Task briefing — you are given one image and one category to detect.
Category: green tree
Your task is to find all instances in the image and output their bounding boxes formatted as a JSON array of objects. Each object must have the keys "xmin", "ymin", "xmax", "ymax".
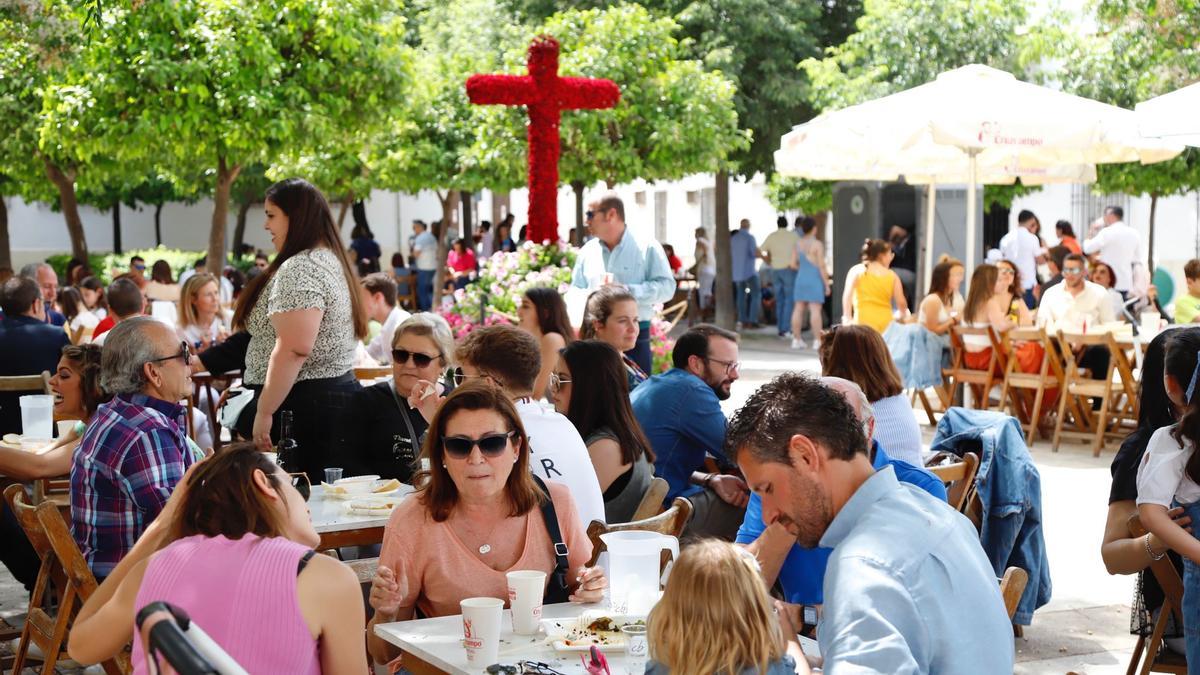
[
  {"xmin": 765, "ymin": 175, "xmax": 833, "ymax": 215},
  {"xmin": 60, "ymin": 0, "xmax": 409, "ymax": 269}
]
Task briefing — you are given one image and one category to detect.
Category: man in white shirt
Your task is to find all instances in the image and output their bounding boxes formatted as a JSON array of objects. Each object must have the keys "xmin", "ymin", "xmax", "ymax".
[
  {"xmin": 1083, "ymin": 205, "xmax": 1143, "ymax": 295},
  {"xmin": 455, "ymin": 325, "xmax": 606, "ymax": 528},
  {"xmin": 1038, "ymin": 253, "xmax": 1116, "ymax": 381},
  {"xmin": 412, "ymin": 220, "xmax": 439, "ymax": 310},
  {"xmin": 361, "ymin": 273, "xmax": 412, "ymax": 364},
  {"xmin": 999, "ymin": 210, "xmax": 1042, "ymax": 308}
]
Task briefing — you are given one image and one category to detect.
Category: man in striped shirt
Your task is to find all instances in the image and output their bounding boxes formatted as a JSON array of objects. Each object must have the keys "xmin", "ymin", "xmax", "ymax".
[{"xmin": 71, "ymin": 317, "xmax": 198, "ymax": 579}]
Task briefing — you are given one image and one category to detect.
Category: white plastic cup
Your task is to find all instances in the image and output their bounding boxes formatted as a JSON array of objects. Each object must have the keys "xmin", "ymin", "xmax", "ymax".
[
  {"xmin": 324, "ymin": 467, "xmax": 344, "ymax": 484},
  {"xmin": 460, "ymin": 597, "xmax": 503, "ymax": 667},
  {"xmin": 19, "ymin": 395, "xmax": 53, "ymax": 441},
  {"xmin": 57, "ymin": 420, "xmax": 78, "ymax": 439},
  {"xmin": 506, "ymin": 570, "xmax": 546, "ymax": 635},
  {"xmin": 622, "ymin": 624, "xmax": 648, "ymax": 675}
]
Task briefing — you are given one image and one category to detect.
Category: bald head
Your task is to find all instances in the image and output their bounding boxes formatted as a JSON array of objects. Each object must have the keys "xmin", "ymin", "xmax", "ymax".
[{"xmin": 820, "ymin": 376, "xmax": 874, "ymax": 441}]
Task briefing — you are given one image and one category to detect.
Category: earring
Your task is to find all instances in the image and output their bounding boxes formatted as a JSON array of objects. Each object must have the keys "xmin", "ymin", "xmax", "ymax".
[{"xmin": 442, "ymin": 464, "xmax": 448, "ymax": 469}]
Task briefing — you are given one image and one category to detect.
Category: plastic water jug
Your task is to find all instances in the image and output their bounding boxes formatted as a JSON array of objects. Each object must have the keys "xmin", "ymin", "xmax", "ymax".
[
  {"xmin": 19, "ymin": 395, "xmax": 53, "ymax": 442},
  {"xmin": 600, "ymin": 531, "xmax": 679, "ymax": 616}
]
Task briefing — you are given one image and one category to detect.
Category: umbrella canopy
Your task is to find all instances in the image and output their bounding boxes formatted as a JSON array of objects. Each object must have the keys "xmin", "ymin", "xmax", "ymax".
[
  {"xmin": 775, "ymin": 64, "xmax": 1183, "ymax": 284},
  {"xmin": 1136, "ymin": 82, "xmax": 1200, "ymax": 147}
]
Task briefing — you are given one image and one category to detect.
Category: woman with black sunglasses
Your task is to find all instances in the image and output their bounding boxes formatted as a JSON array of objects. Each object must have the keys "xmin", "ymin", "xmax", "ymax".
[
  {"xmin": 342, "ymin": 313, "xmax": 456, "ymax": 482},
  {"xmin": 366, "ymin": 381, "xmax": 606, "ymax": 668}
]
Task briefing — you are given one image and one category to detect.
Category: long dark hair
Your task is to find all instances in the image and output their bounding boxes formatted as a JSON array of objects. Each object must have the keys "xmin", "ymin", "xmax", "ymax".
[
  {"xmin": 561, "ymin": 340, "xmax": 654, "ymax": 465},
  {"xmin": 61, "ymin": 343, "xmax": 108, "ymax": 419},
  {"xmin": 168, "ymin": 442, "xmax": 292, "ymax": 543},
  {"xmin": 817, "ymin": 324, "xmax": 903, "ymax": 402},
  {"xmin": 1167, "ymin": 329, "xmax": 1200, "ymax": 483},
  {"xmin": 524, "ymin": 287, "xmax": 575, "ymax": 342},
  {"xmin": 928, "ymin": 256, "xmax": 963, "ymax": 305},
  {"xmin": 58, "ymin": 286, "xmax": 85, "ymax": 322},
  {"xmin": 79, "ymin": 276, "xmax": 108, "ymax": 313},
  {"xmin": 233, "ymin": 178, "xmax": 368, "ymax": 338},
  {"xmin": 965, "ymin": 264, "xmax": 999, "ymax": 324}
]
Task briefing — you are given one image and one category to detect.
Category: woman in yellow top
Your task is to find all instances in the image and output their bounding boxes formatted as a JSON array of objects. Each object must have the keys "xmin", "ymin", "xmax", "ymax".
[{"xmin": 852, "ymin": 239, "xmax": 909, "ymax": 334}]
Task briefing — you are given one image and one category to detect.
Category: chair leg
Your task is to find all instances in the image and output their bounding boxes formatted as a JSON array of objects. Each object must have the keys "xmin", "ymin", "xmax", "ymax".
[
  {"xmin": 1052, "ymin": 385, "xmax": 1070, "ymax": 452},
  {"xmin": 1126, "ymin": 634, "xmax": 1145, "ymax": 675},
  {"xmin": 1027, "ymin": 387, "xmax": 1046, "ymax": 444},
  {"xmin": 917, "ymin": 390, "xmax": 937, "ymax": 426},
  {"xmin": 1093, "ymin": 389, "xmax": 1113, "ymax": 457}
]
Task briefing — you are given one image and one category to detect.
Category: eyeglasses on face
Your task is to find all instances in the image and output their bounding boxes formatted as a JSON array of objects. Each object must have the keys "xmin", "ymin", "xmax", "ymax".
[
  {"xmin": 704, "ymin": 356, "xmax": 740, "ymax": 375},
  {"xmin": 392, "ymin": 349, "xmax": 441, "ymax": 368},
  {"xmin": 997, "ymin": 268, "xmax": 1016, "ymax": 277},
  {"xmin": 1062, "ymin": 268, "xmax": 1086, "ymax": 276},
  {"xmin": 549, "ymin": 372, "xmax": 572, "ymax": 390},
  {"xmin": 442, "ymin": 431, "xmax": 514, "ymax": 459},
  {"xmin": 584, "ymin": 207, "xmax": 611, "ymax": 222},
  {"xmin": 148, "ymin": 341, "xmax": 191, "ymax": 365}
]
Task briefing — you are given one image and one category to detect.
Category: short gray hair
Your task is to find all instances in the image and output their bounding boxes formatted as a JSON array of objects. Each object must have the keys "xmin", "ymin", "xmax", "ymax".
[
  {"xmin": 821, "ymin": 376, "xmax": 874, "ymax": 440},
  {"xmin": 18, "ymin": 262, "xmax": 51, "ymax": 280},
  {"xmin": 393, "ymin": 313, "xmax": 456, "ymax": 366},
  {"xmin": 101, "ymin": 317, "xmax": 167, "ymax": 395}
]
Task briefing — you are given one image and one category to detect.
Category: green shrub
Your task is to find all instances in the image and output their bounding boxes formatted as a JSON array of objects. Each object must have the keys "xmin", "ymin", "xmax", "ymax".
[{"xmin": 45, "ymin": 248, "xmax": 267, "ymax": 285}]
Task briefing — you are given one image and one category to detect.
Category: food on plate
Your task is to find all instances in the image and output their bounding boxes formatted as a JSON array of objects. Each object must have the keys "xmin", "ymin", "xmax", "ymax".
[
  {"xmin": 554, "ymin": 616, "xmax": 644, "ymax": 647},
  {"xmin": 347, "ymin": 496, "xmax": 403, "ymax": 514},
  {"xmin": 2, "ymin": 433, "xmax": 20, "ymax": 445},
  {"xmin": 373, "ymin": 478, "xmax": 401, "ymax": 494}
]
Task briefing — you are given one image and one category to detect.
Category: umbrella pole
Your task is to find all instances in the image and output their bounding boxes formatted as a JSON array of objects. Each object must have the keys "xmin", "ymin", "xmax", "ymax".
[
  {"xmin": 966, "ymin": 150, "xmax": 979, "ymax": 281},
  {"xmin": 923, "ymin": 183, "xmax": 937, "ymax": 296}
]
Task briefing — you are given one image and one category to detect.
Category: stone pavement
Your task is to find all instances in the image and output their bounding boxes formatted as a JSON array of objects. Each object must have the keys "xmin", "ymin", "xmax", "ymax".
[{"xmin": 0, "ymin": 329, "xmax": 1148, "ymax": 673}]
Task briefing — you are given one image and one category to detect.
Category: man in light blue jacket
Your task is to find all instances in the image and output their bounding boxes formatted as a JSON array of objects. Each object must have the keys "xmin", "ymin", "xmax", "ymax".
[
  {"xmin": 571, "ymin": 192, "xmax": 675, "ymax": 373},
  {"xmin": 729, "ymin": 373, "xmax": 1014, "ymax": 674}
]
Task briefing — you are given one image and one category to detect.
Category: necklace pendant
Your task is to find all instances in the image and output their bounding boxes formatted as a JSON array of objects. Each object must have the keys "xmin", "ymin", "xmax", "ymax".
[{"xmin": 478, "ymin": 544, "xmax": 492, "ymax": 555}]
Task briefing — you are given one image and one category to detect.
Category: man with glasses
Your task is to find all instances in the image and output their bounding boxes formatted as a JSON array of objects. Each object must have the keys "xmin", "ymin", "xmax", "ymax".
[
  {"xmin": 631, "ymin": 324, "xmax": 747, "ymax": 540},
  {"xmin": 570, "ymin": 192, "xmax": 675, "ymax": 374},
  {"xmin": 454, "ymin": 325, "xmax": 606, "ymax": 528},
  {"xmin": 1038, "ymin": 253, "xmax": 1117, "ymax": 381},
  {"xmin": 72, "ymin": 317, "xmax": 199, "ymax": 579}
]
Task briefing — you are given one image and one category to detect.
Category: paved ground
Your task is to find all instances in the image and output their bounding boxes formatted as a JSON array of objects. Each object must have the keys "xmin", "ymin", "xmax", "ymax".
[{"xmin": 0, "ymin": 329, "xmax": 1146, "ymax": 673}]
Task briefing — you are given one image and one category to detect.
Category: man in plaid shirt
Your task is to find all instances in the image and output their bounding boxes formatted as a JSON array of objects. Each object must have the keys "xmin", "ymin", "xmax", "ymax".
[{"xmin": 71, "ymin": 317, "xmax": 199, "ymax": 579}]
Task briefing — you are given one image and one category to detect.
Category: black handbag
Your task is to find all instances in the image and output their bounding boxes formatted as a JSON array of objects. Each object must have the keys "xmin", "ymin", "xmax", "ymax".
[{"xmin": 531, "ymin": 475, "xmax": 573, "ymax": 604}]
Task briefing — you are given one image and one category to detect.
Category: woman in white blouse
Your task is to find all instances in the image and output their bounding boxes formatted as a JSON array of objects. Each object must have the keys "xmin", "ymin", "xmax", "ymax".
[
  {"xmin": 231, "ymin": 178, "xmax": 369, "ymax": 480},
  {"xmin": 177, "ymin": 273, "xmax": 228, "ymax": 351}
]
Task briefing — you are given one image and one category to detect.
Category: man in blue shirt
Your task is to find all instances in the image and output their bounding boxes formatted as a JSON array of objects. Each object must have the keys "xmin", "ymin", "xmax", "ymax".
[
  {"xmin": 571, "ymin": 192, "xmax": 675, "ymax": 374},
  {"xmin": 736, "ymin": 376, "xmax": 946, "ymax": 606},
  {"xmin": 729, "ymin": 373, "xmax": 1012, "ymax": 673},
  {"xmin": 0, "ymin": 276, "xmax": 70, "ymax": 434},
  {"xmin": 730, "ymin": 219, "xmax": 760, "ymax": 328},
  {"xmin": 631, "ymin": 324, "xmax": 748, "ymax": 540}
]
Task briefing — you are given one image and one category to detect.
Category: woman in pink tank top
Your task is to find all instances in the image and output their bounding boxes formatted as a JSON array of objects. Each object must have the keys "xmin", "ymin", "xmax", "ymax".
[{"xmin": 68, "ymin": 443, "xmax": 367, "ymax": 674}]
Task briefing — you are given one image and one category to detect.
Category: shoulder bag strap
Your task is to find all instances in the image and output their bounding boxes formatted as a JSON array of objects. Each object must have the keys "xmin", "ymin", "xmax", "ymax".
[{"xmin": 531, "ymin": 474, "xmax": 572, "ymax": 604}]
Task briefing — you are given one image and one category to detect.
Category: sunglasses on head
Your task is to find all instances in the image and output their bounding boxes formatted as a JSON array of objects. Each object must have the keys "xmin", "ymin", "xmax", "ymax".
[
  {"xmin": 392, "ymin": 349, "xmax": 440, "ymax": 368},
  {"xmin": 442, "ymin": 431, "xmax": 514, "ymax": 459}
]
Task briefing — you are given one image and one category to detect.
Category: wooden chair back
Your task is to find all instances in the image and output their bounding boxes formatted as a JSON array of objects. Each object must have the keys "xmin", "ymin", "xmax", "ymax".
[
  {"xmin": 355, "ymin": 366, "xmax": 393, "ymax": 381},
  {"xmin": 1053, "ymin": 331, "xmax": 1137, "ymax": 456},
  {"xmin": 947, "ymin": 325, "xmax": 1003, "ymax": 410},
  {"xmin": 3, "ymin": 484, "xmax": 129, "ymax": 674},
  {"xmin": 999, "ymin": 327, "xmax": 1064, "ymax": 443},
  {"xmin": 0, "ymin": 370, "xmax": 52, "ymax": 394},
  {"xmin": 585, "ymin": 497, "xmax": 693, "ymax": 568},
  {"xmin": 630, "ymin": 477, "xmax": 670, "ymax": 522},
  {"xmin": 998, "ymin": 566, "xmax": 1029, "ymax": 621},
  {"xmin": 399, "ymin": 273, "xmax": 419, "ymax": 311},
  {"xmin": 927, "ymin": 452, "xmax": 979, "ymax": 514},
  {"xmin": 68, "ymin": 322, "xmax": 90, "ymax": 345},
  {"xmin": 1127, "ymin": 514, "xmax": 1187, "ymax": 674}
]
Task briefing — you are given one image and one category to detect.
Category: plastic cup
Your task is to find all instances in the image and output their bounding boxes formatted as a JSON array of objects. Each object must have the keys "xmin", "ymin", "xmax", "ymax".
[
  {"xmin": 57, "ymin": 420, "xmax": 78, "ymax": 439},
  {"xmin": 460, "ymin": 597, "xmax": 504, "ymax": 667},
  {"xmin": 324, "ymin": 467, "xmax": 344, "ymax": 484},
  {"xmin": 506, "ymin": 570, "xmax": 546, "ymax": 635},
  {"xmin": 19, "ymin": 395, "xmax": 53, "ymax": 442},
  {"xmin": 622, "ymin": 624, "xmax": 648, "ymax": 675}
]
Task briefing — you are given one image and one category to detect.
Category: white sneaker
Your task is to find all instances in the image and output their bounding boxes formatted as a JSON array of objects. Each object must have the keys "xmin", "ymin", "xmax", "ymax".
[
  {"xmin": 791, "ymin": 338, "xmax": 803, "ymax": 349},
  {"xmin": 811, "ymin": 339, "xmax": 821, "ymax": 351}
]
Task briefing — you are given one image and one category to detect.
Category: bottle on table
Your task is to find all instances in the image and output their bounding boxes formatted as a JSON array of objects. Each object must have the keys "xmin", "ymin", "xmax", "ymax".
[{"xmin": 276, "ymin": 410, "xmax": 298, "ymax": 473}]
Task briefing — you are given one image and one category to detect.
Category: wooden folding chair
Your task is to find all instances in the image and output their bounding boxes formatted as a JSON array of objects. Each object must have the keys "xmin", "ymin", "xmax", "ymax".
[
  {"xmin": 585, "ymin": 497, "xmax": 692, "ymax": 568},
  {"xmin": 399, "ymin": 273, "xmax": 419, "ymax": 311},
  {"xmin": 1126, "ymin": 514, "xmax": 1188, "ymax": 674},
  {"xmin": 68, "ymin": 322, "xmax": 90, "ymax": 345},
  {"xmin": 630, "ymin": 476, "xmax": 670, "ymax": 522},
  {"xmin": 0, "ymin": 371, "xmax": 52, "ymax": 398},
  {"xmin": 1053, "ymin": 331, "xmax": 1139, "ymax": 456},
  {"xmin": 999, "ymin": 327, "xmax": 1064, "ymax": 444},
  {"xmin": 946, "ymin": 326, "xmax": 1004, "ymax": 410},
  {"xmin": 999, "ymin": 566, "xmax": 1029, "ymax": 621},
  {"xmin": 3, "ymin": 484, "xmax": 129, "ymax": 675},
  {"xmin": 927, "ymin": 452, "xmax": 979, "ymax": 514},
  {"xmin": 354, "ymin": 366, "xmax": 393, "ymax": 381}
]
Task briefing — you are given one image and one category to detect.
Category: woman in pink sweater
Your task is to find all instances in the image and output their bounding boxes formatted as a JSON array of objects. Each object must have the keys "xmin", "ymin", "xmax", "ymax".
[
  {"xmin": 68, "ymin": 443, "xmax": 367, "ymax": 674},
  {"xmin": 366, "ymin": 381, "xmax": 608, "ymax": 668}
]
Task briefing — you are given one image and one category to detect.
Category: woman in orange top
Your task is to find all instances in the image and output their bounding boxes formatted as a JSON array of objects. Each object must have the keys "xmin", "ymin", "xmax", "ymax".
[
  {"xmin": 1055, "ymin": 220, "xmax": 1083, "ymax": 255},
  {"xmin": 851, "ymin": 239, "xmax": 909, "ymax": 334},
  {"xmin": 366, "ymin": 381, "xmax": 607, "ymax": 669}
]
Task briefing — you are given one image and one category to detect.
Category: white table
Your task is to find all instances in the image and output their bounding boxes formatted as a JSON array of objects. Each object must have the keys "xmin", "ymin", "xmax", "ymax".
[
  {"xmin": 374, "ymin": 602, "xmax": 819, "ymax": 675},
  {"xmin": 309, "ymin": 483, "xmax": 413, "ymax": 549}
]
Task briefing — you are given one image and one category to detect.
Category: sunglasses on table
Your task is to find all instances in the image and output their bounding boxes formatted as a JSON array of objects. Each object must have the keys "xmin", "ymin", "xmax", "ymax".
[
  {"xmin": 148, "ymin": 341, "xmax": 191, "ymax": 365},
  {"xmin": 442, "ymin": 431, "xmax": 514, "ymax": 459},
  {"xmin": 392, "ymin": 348, "xmax": 441, "ymax": 368},
  {"xmin": 487, "ymin": 662, "xmax": 565, "ymax": 675}
]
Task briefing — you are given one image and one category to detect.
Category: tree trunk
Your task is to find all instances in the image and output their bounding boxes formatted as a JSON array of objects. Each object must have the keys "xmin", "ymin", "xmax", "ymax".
[
  {"xmin": 43, "ymin": 159, "xmax": 89, "ymax": 262},
  {"xmin": 233, "ymin": 199, "xmax": 253, "ymax": 257},
  {"xmin": 572, "ymin": 180, "xmax": 586, "ymax": 246},
  {"xmin": 462, "ymin": 190, "xmax": 474, "ymax": 245},
  {"xmin": 1148, "ymin": 193, "xmax": 1158, "ymax": 274},
  {"xmin": 491, "ymin": 190, "xmax": 509, "ymax": 224},
  {"xmin": 713, "ymin": 170, "xmax": 735, "ymax": 330},
  {"xmin": 154, "ymin": 203, "xmax": 164, "ymax": 247},
  {"xmin": 209, "ymin": 155, "xmax": 242, "ymax": 272},
  {"xmin": 112, "ymin": 198, "xmax": 123, "ymax": 254},
  {"xmin": 433, "ymin": 190, "xmax": 460, "ymax": 307},
  {"xmin": 0, "ymin": 195, "xmax": 10, "ymax": 271},
  {"xmin": 337, "ymin": 196, "xmax": 352, "ymax": 232}
]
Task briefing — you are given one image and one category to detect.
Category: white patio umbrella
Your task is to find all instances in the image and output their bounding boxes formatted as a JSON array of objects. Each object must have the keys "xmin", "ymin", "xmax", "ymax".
[
  {"xmin": 1136, "ymin": 82, "xmax": 1200, "ymax": 148},
  {"xmin": 776, "ymin": 64, "xmax": 1183, "ymax": 282}
]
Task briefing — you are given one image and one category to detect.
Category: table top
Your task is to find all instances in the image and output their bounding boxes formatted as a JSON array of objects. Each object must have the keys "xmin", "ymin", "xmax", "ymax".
[
  {"xmin": 374, "ymin": 602, "xmax": 819, "ymax": 675},
  {"xmin": 309, "ymin": 483, "xmax": 414, "ymax": 534}
]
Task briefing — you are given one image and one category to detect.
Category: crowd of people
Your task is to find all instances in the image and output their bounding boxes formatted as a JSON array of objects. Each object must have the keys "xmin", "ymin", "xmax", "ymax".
[{"xmin": 0, "ymin": 179, "xmax": 1034, "ymax": 674}]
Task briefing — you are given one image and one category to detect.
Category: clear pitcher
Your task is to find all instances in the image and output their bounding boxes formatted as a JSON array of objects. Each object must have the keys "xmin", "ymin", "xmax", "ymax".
[{"xmin": 600, "ymin": 531, "xmax": 679, "ymax": 616}]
